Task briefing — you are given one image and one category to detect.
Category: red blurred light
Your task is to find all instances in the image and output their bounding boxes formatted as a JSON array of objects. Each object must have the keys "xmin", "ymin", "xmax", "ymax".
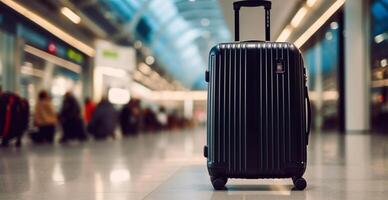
[
  {"xmin": 48, "ymin": 42, "xmax": 57, "ymax": 54},
  {"xmin": 377, "ymin": 95, "xmax": 384, "ymax": 103}
]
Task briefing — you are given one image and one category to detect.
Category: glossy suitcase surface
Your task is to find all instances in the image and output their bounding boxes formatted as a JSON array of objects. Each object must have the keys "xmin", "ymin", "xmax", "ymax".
[{"xmin": 205, "ymin": 0, "xmax": 310, "ymax": 190}]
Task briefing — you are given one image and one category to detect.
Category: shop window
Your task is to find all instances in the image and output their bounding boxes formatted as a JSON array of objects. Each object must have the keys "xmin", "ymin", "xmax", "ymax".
[
  {"xmin": 370, "ymin": 0, "xmax": 388, "ymax": 132},
  {"xmin": 301, "ymin": 13, "xmax": 343, "ymax": 131}
]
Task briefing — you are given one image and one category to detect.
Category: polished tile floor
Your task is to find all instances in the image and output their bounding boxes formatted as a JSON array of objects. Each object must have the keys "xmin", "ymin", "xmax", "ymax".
[{"xmin": 1, "ymin": 128, "xmax": 388, "ymax": 200}]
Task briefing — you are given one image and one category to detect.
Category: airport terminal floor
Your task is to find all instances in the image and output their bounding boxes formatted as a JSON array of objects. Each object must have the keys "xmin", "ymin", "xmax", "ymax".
[{"xmin": 0, "ymin": 128, "xmax": 387, "ymax": 200}]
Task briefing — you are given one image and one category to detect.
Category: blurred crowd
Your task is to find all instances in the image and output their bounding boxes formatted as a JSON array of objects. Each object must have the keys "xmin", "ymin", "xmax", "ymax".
[{"xmin": 0, "ymin": 88, "xmax": 193, "ymax": 147}]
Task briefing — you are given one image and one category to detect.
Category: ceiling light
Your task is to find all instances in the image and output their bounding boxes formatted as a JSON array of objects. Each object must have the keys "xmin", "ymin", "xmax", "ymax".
[
  {"xmin": 374, "ymin": 33, "xmax": 386, "ymax": 44},
  {"xmin": 276, "ymin": 27, "xmax": 292, "ymax": 42},
  {"xmin": 381, "ymin": 59, "xmax": 387, "ymax": 67},
  {"xmin": 306, "ymin": 0, "xmax": 318, "ymax": 7},
  {"xmin": 294, "ymin": 0, "xmax": 345, "ymax": 48},
  {"xmin": 330, "ymin": 21, "xmax": 339, "ymax": 30},
  {"xmin": 189, "ymin": 0, "xmax": 196, "ymax": 2},
  {"xmin": 145, "ymin": 56, "xmax": 155, "ymax": 65},
  {"xmin": 2, "ymin": 0, "xmax": 94, "ymax": 56},
  {"xmin": 291, "ymin": 6, "xmax": 308, "ymax": 28},
  {"xmin": 61, "ymin": 7, "xmax": 81, "ymax": 24},
  {"xmin": 201, "ymin": 18, "xmax": 210, "ymax": 27},
  {"xmin": 108, "ymin": 88, "xmax": 130, "ymax": 105}
]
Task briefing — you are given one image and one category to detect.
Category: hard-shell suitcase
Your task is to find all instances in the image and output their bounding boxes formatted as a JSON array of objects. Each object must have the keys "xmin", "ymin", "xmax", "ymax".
[{"xmin": 204, "ymin": 0, "xmax": 311, "ymax": 190}]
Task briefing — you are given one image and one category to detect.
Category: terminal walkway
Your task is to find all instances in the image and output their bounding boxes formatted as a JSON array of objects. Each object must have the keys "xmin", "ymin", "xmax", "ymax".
[{"xmin": 0, "ymin": 128, "xmax": 388, "ymax": 200}]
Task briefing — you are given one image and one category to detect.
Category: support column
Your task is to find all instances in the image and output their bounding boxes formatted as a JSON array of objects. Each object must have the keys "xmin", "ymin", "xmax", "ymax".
[
  {"xmin": 344, "ymin": 0, "xmax": 370, "ymax": 131},
  {"xmin": 0, "ymin": 32, "xmax": 17, "ymax": 92}
]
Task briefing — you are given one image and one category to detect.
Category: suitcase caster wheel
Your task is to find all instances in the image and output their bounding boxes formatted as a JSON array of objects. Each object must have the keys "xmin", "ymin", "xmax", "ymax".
[
  {"xmin": 292, "ymin": 177, "xmax": 307, "ymax": 190},
  {"xmin": 211, "ymin": 177, "xmax": 227, "ymax": 190}
]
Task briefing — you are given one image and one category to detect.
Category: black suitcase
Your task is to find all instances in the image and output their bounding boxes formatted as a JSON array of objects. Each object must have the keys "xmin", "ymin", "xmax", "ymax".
[{"xmin": 204, "ymin": 0, "xmax": 311, "ymax": 190}]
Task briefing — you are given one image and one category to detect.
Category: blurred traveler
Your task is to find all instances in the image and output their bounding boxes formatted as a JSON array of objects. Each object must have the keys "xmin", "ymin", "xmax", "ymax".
[
  {"xmin": 0, "ymin": 92, "xmax": 29, "ymax": 147},
  {"xmin": 59, "ymin": 92, "xmax": 87, "ymax": 143},
  {"xmin": 84, "ymin": 97, "xmax": 96, "ymax": 124},
  {"xmin": 167, "ymin": 110, "xmax": 180, "ymax": 130},
  {"xmin": 143, "ymin": 108, "xmax": 158, "ymax": 132},
  {"xmin": 119, "ymin": 99, "xmax": 141, "ymax": 136},
  {"xmin": 31, "ymin": 90, "xmax": 57, "ymax": 144},
  {"xmin": 157, "ymin": 106, "xmax": 168, "ymax": 130},
  {"xmin": 88, "ymin": 98, "xmax": 117, "ymax": 140}
]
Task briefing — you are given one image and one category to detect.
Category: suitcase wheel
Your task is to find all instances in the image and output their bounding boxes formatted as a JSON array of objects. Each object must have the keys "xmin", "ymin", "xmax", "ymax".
[
  {"xmin": 211, "ymin": 176, "xmax": 227, "ymax": 190},
  {"xmin": 292, "ymin": 177, "xmax": 307, "ymax": 190}
]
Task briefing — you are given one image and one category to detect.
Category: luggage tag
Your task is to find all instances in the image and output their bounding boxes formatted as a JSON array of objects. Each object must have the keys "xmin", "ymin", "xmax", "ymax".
[{"xmin": 276, "ymin": 60, "xmax": 285, "ymax": 74}]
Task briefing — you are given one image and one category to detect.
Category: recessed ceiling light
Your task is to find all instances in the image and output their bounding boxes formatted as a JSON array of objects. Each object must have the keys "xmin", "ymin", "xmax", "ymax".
[
  {"xmin": 146, "ymin": 56, "xmax": 155, "ymax": 65},
  {"xmin": 276, "ymin": 26, "xmax": 292, "ymax": 42},
  {"xmin": 381, "ymin": 59, "xmax": 387, "ymax": 67},
  {"xmin": 61, "ymin": 7, "xmax": 81, "ymax": 24},
  {"xmin": 330, "ymin": 21, "xmax": 339, "ymax": 30},
  {"xmin": 374, "ymin": 33, "xmax": 386, "ymax": 44},
  {"xmin": 291, "ymin": 6, "xmax": 308, "ymax": 28},
  {"xmin": 306, "ymin": 0, "xmax": 318, "ymax": 8}
]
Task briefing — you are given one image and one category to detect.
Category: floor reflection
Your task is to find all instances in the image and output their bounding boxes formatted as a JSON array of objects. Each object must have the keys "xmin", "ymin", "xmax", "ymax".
[{"xmin": 0, "ymin": 129, "xmax": 388, "ymax": 200}]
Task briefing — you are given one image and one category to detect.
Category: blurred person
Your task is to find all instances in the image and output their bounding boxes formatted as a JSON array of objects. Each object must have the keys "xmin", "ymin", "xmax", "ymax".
[
  {"xmin": 157, "ymin": 106, "xmax": 168, "ymax": 130},
  {"xmin": 31, "ymin": 90, "xmax": 57, "ymax": 144},
  {"xmin": 167, "ymin": 110, "xmax": 180, "ymax": 130},
  {"xmin": 84, "ymin": 97, "xmax": 96, "ymax": 124},
  {"xmin": 59, "ymin": 92, "xmax": 87, "ymax": 143},
  {"xmin": 88, "ymin": 97, "xmax": 117, "ymax": 140},
  {"xmin": 143, "ymin": 108, "xmax": 158, "ymax": 132},
  {"xmin": 119, "ymin": 99, "xmax": 141, "ymax": 136},
  {"xmin": 0, "ymin": 92, "xmax": 29, "ymax": 147}
]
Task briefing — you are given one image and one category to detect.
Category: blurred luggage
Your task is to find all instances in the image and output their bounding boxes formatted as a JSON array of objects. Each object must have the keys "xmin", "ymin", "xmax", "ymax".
[
  {"xmin": 59, "ymin": 92, "xmax": 87, "ymax": 143},
  {"xmin": 0, "ymin": 92, "xmax": 29, "ymax": 147},
  {"xmin": 88, "ymin": 99, "xmax": 117, "ymax": 140},
  {"xmin": 204, "ymin": 0, "xmax": 311, "ymax": 190},
  {"xmin": 29, "ymin": 126, "xmax": 55, "ymax": 144},
  {"xmin": 119, "ymin": 101, "xmax": 141, "ymax": 136}
]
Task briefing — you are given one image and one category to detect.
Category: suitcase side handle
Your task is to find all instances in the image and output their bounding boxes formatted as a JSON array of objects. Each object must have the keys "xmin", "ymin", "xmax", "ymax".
[
  {"xmin": 305, "ymin": 86, "xmax": 311, "ymax": 145},
  {"xmin": 233, "ymin": 0, "xmax": 271, "ymax": 42}
]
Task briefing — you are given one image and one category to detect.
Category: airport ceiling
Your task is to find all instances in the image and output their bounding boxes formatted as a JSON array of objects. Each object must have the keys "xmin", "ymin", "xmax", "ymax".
[{"xmin": 17, "ymin": 0, "xmax": 300, "ymax": 89}]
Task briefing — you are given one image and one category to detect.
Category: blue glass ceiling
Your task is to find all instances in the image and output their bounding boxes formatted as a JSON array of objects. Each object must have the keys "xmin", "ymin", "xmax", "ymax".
[{"xmin": 98, "ymin": 0, "xmax": 231, "ymax": 89}]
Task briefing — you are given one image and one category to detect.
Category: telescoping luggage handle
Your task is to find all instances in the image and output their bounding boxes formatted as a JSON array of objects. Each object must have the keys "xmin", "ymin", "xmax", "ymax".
[{"xmin": 233, "ymin": 0, "xmax": 271, "ymax": 41}]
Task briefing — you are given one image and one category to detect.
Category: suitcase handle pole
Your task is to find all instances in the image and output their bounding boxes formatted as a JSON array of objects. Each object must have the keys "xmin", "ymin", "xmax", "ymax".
[{"xmin": 233, "ymin": 0, "xmax": 271, "ymax": 41}]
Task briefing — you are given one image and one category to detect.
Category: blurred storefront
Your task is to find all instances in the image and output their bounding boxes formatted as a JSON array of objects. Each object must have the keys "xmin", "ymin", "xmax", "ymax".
[
  {"xmin": 0, "ymin": 3, "xmax": 92, "ymax": 110},
  {"xmin": 93, "ymin": 40, "xmax": 136, "ymax": 104},
  {"xmin": 301, "ymin": 12, "xmax": 344, "ymax": 132},
  {"xmin": 370, "ymin": 0, "xmax": 388, "ymax": 132}
]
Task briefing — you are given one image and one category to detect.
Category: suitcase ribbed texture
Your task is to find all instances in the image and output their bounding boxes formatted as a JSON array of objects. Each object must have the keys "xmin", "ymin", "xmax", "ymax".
[{"xmin": 207, "ymin": 42, "xmax": 306, "ymax": 177}]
